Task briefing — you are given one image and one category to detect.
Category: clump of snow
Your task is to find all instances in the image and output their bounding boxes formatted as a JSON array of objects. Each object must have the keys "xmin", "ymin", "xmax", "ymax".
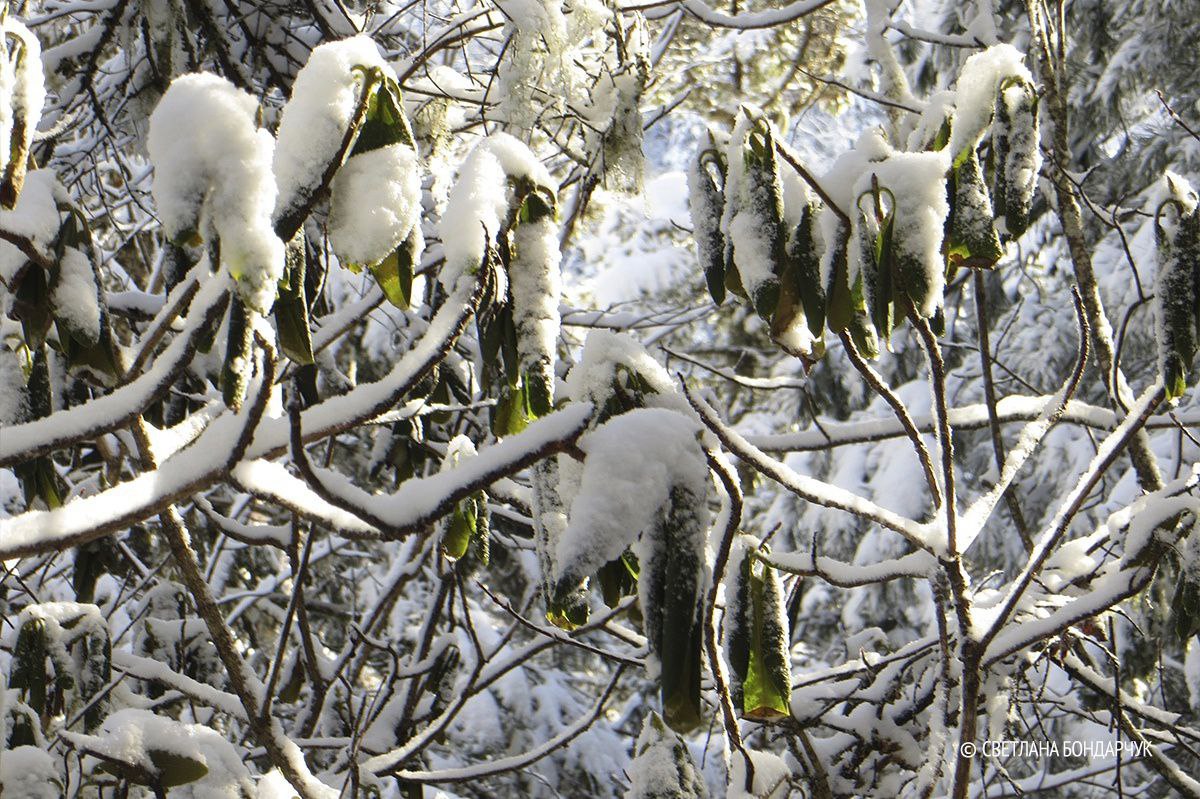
[
  {"xmin": 52, "ymin": 247, "xmax": 101, "ymax": 344},
  {"xmin": 554, "ymin": 408, "xmax": 707, "ymax": 586},
  {"xmin": 438, "ymin": 133, "xmax": 553, "ymax": 289},
  {"xmin": 256, "ymin": 769, "xmax": 301, "ymax": 798},
  {"xmin": 564, "ymin": 330, "xmax": 690, "ymax": 416},
  {"xmin": 510, "ymin": 211, "xmax": 562, "ymax": 380},
  {"xmin": 495, "ymin": 0, "xmax": 569, "ymax": 131},
  {"xmin": 726, "ymin": 748, "xmax": 791, "ymax": 798},
  {"xmin": 64, "ymin": 708, "xmax": 255, "ymax": 798},
  {"xmin": 625, "ymin": 713, "xmax": 708, "ymax": 798},
  {"xmin": 0, "ymin": 746, "xmax": 61, "ymax": 799},
  {"xmin": 328, "ymin": 143, "xmax": 422, "ymax": 266},
  {"xmin": 148, "ymin": 73, "xmax": 283, "ymax": 313},
  {"xmin": 947, "ymin": 44, "xmax": 1033, "ymax": 157},
  {"xmin": 0, "ymin": 346, "xmax": 27, "ymax": 424},
  {"xmin": 0, "ymin": 169, "xmax": 65, "ymax": 244},
  {"xmin": 272, "ymin": 36, "xmax": 394, "ymax": 215},
  {"xmin": 815, "ymin": 130, "xmax": 892, "ymax": 289}
]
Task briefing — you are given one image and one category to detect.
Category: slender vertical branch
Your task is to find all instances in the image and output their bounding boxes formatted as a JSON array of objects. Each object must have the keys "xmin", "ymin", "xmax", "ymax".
[
  {"xmin": 972, "ymin": 271, "xmax": 1032, "ymax": 550},
  {"xmin": 840, "ymin": 330, "xmax": 943, "ymax": 509}
]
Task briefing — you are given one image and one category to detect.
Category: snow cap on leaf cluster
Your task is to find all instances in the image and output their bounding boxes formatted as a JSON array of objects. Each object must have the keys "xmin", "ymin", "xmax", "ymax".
[
  {"xmin": 946, "ymin": 44, "xmax": 1034, "ymax": 157},
  {"xmin": 272, "ymin": 35, "xmax": 396, "ymax": 215},
  {"xmin": 439, "ymin": 132, "xmax": 553, "ymax": 290},
  {"xmin": 148, "ymin": 73, "xmax": 283, "ymax": 314},
  {"xmin": 554, "ymin": 407, "xmax": 708, "ymax": 588}
]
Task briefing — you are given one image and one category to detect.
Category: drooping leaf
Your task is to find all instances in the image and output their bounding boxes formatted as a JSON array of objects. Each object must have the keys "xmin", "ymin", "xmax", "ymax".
[
  {"xmin": 352, "ymin": 75, "xmax": 416, "ymax": 156},
  {"xmin": 691, "ymin": 146, "xmax": 727, "ymax": 306},
  {"xmin": 274, "ymin": 235, "xmax": 315, "ymax": 365},
  {"xmin": 597, "ymin": 550, "xmax": 639, "ymax": 609},
  {"xmin": 371, "ymin": 228, "xmax": 420, "ymax": 310},
  {"xmin": 625, "ymin": 712, "xmax": 709, "ymax": 799},
  {"xmin": 221, "ymin": 295, "xmax": 252, "ymax": 410},
  {"xmin": 788, "ymin": 201, "xmax": 826, "ymax": 337},
  {"xmin": 656, "ymin": 487, "xmax": 706, "ymax": 733},
  {"xmin": 10, "ymin": 618, "xmax": 48, "ymax": 716},
  {"xmin": 1155, "ymin": 194, "xmax": 1200, "ymax": 400},
  {"xmin": 1173, "ymin": 570, "xmax": 1200, "ymax": 643},
  {"xmin": 147, "ymin": 748, "xmax": 209, "ymax": 787},
  {"xmin": 946, "ymin": 147, "xmax": 1003, "ymax": 269}
]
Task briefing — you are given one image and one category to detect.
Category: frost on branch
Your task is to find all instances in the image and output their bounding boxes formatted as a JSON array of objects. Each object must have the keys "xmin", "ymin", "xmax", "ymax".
[
  {"xmin": 589, "ymin": 14, "xmax": 649, "ymax": 193},
  {"xmin": 148, "ymin": 73, "xmax": 282, "ymax": 314}
]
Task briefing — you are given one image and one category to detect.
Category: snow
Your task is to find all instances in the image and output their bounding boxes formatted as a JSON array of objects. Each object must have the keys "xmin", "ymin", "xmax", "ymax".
[
  {"xmin": 272, "ymin": 36, "xmax": 394, "ymax": 216},
  {"xmin": 554, "ymin": 408, "xmax": 708, "ymax": 585},
  {"xmin": 295, "ymin": 403, "xmax": 594, "ymax": 532},
  {"xmin": 52, "ymin": 246, "xmax": 101, "ymax": 344},
  {"xmin": 148, "ymin": 73, "xmax": 283, "ymax": 314},
  {"xmin": 439, "ymin": 133, "xmax": 553, "ymax": 290},
  {"xmin": 569, "ymin": 333, "xmax": 669, "ymax": 404},
  {"xmin": 113, "ymin": 651, "xmax": 246, "ymax": 719},
  {"xmin": 328, "ymin": 143, "xmax": 422, "ymax": 267},
  {"xmin": 0, "ymin": 346, "xmax": 26, "ymax": 425},
  {"xmin": 495, "ymin": 0, "xmax": 569, "ymax": 131},
  {"xmin": 626, "ymin": 713, "xmax": 708, "ymax": 798},
  {"xmin": 256, "ymin": 769, "xmax": 306, "ymax": 798},
  {"xmin": 814, "ymin": 129, "xmax": 892, "ymax": 287},
  {"xmin": 0, "ymin": 270, "xmax": 230, "ymax": 466},
  {"xmin": 947, "ymin": 44, "xmax": 1033, "ymax": 157},
  {"xmin": 688, "ymin": 137, "xmax": 724, "ymax": 286},
  {"xmin": 1000, "ymin": 80, "xmax": 1042, "ymax": 222}
]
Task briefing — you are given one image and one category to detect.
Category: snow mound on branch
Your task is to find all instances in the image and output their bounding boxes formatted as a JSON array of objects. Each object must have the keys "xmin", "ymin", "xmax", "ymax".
[
  {"xmin": 554, "ymin": 408, "xmax": 707, "ymax": 583},
  {"xmin": 273, "ymin": 36, "xmax": 395, "ymax": 215},
  {"xmin": 0, "ymin": 18, "xmax": 46, "ymax": 180},
  {"xmin": 148, "ymin": 73, "xmax": 283, "ymax": 313},
  {"xmin": 565, "ymin": 330, "xmax": 691, "ymax": 414},
  {"xmin": 328, "ymin": 143, "xmax": 422, "ymax": 266},
  {"xmin": 727, "ymin": 748, "xmax": 791, "ymax": 798}
]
